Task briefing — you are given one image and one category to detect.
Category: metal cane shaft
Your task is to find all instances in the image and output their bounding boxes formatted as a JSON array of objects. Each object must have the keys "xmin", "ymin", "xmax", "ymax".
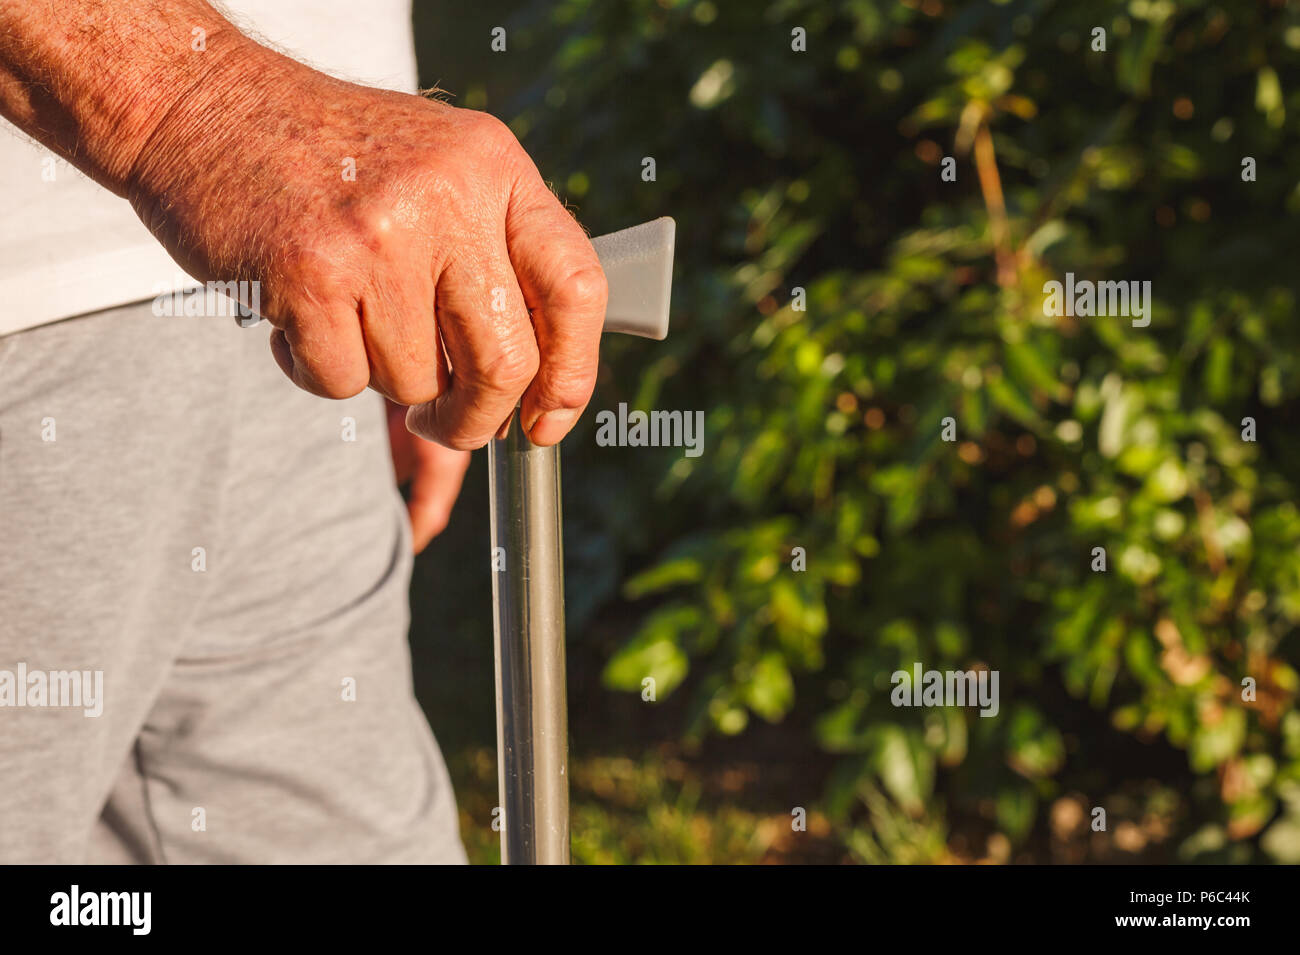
[
  {"xmin": 488, "ymin": 412, "xmax": 569, "ymax": 865},
  {"xmin": 483, "ymin": 216, "xmax": 674, "ymax": 865}
]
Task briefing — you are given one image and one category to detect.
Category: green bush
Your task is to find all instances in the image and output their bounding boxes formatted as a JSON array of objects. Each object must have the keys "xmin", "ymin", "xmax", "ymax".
[{"xmin": 446, "ymin": 0, "xmax": 1300, "ymax": 862}]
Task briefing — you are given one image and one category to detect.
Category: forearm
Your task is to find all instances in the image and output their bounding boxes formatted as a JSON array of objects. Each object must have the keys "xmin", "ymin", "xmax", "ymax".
[
  {"xmin": 0, "ymin": 0, "xmax": 250, "ymax": 194},
  {"xmin": 0, "ymin": 1, "xmax": 607, "ymax": 448}
]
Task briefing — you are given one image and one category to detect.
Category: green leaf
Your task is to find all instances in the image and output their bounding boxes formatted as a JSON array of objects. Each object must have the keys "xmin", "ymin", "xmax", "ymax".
[
  {"xmin": 623, "ymin": 557, "xmax": 705, "ymax": 599},
  {"xmin": 1189, "ymin": 708, "xmax": 1247, "ymax": 772},
  {"xmin": 602, "ymin": 605, "xmax": 697, "ymax": 697},
  {"xmin": 742, "ymin": 653, "xmax": 795, "ymax": 722}
]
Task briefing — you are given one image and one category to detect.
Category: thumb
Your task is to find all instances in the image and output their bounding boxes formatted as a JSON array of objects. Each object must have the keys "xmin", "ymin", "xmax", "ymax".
[{"xmin": 504, "ymin": 172, "xmax": 608, "ymax": 446}]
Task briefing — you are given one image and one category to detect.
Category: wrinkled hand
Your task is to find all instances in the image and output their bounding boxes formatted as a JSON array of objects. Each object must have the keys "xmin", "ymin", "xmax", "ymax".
[
  {"xmin": 124, "ymin": 36, "xmax": 607, "ymax": 448},
  {"xmin": 386, "ymin": 401, "xmax": 470, "ymax": 553}
]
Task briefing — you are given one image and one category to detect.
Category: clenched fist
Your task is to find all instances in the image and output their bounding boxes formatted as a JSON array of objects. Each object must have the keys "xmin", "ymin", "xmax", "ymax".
[{"xmin": 123, "ymin": 36, "xmax": 607, "ymax": 449}]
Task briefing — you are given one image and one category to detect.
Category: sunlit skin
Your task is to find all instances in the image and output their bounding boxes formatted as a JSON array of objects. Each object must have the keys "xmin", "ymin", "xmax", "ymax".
[
  {"xmin": 0, "ymin": 0, "xmax": 608, "ymax": 451},
  {"xmin": 386, "ymin": 400, "xmax": 471, "ymax": 552}
]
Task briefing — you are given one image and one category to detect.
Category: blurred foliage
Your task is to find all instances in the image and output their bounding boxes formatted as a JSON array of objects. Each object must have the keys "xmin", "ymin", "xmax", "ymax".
[{"xmin": 416, "ymin": 0, "xmax": 1300, "ymax": 862}]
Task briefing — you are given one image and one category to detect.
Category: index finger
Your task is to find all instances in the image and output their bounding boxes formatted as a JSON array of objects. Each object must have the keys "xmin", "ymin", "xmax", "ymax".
[{"xmin": 504, "ymin": 171, "xmax": 609, "ymax": 447}]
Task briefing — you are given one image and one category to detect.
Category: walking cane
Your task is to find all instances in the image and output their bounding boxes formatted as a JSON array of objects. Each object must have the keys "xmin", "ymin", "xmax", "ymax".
[{"xmin": 490, "ymin": 217, "xmax": 675, "ymax": 865}]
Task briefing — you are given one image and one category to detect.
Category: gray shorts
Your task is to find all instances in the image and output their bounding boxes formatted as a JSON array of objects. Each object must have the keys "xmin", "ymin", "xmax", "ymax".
[{"xmin": 0, "ymin": 302, "xmax": 466, "ymax": 863}]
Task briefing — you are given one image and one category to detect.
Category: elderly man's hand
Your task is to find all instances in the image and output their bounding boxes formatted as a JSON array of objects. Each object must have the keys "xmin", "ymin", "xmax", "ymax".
[{"xmin": 122, "ymin": 36, "xmax": 607, "ymax": 449}]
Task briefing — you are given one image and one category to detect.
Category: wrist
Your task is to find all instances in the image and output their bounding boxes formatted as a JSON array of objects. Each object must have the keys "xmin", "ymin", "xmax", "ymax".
[
  {"xmin": 113, "ymin": 28, "xmax": 275, "ymax": 195},
  {"xmin": 122, "ymin": 34, "xmax": 322, "ymax": 212}
]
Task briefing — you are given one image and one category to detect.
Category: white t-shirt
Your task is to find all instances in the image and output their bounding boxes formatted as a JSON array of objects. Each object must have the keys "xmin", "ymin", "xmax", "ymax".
[{"xmin": 0, "ymin": 0, "xmax": 418, "ymax": 337}]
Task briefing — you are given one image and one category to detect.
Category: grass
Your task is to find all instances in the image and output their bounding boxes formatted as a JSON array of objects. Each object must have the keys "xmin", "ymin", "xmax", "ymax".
[{"xmin": 451, "ymin": 744, "xmax": 842, "ymax": 865}]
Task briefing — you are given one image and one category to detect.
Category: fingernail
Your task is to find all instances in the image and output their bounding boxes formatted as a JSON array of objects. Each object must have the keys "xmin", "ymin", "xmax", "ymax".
[{"xmin": 529, "ymin": 408, "xmax": 581, "ymax": 445}]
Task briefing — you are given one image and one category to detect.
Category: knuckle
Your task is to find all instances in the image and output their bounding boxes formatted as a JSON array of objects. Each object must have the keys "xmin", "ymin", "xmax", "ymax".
[
  {"xmin": 315, "ymin": 368, "xmax": 369, "ymax": 400},
  {"xmin": 377, "ymin": 349, "xmax": 439, "ymax": 406},
  {"xmin": 346, "ymin": 201, "xmax": 403, "ymax": 255},
  {"xmin": 287, "ymin": 330, "xmax": 370, "ymax": 400},
  {"xmin": 385, "ymin": 381, "xmax": 436, "ymax": 407},
  {"xmin": 469, "ymin": 111, "xmax": 520, "ymax": 153},
  {"xmin": 282, "ymin": 209, "xmax": 400, "ymax": 295},
  {"xmin": 550, "ymin": 264, "xmax": 609, "ymax": 312},
  {"xmin": 540, "ymin": 374, "xmax": 596, "ymax": 411},
  {"xmin": 444, "ymin": 429, "xmax": 491, "ymax": 452},
  {"xmin": 476, "ymin": 339, "xmax": 539, "ymax": 395}
]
